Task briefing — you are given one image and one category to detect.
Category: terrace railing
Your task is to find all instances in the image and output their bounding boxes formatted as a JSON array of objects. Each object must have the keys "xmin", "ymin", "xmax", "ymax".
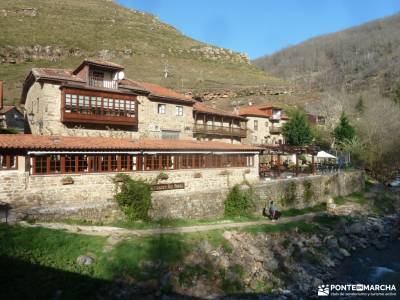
[{"xmin": 193, "ymin": 123, "xmax": 247, "ymax": 138}]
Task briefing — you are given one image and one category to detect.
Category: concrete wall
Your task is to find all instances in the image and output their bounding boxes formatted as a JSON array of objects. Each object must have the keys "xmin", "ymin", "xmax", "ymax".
[{"xmin": 25, "ymin": 83, "xmax": 194, "ymax": 139}]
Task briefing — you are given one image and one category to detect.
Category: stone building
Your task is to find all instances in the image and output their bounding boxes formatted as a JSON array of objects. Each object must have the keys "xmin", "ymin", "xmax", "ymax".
[
  {"xmin": 0, "ymin": 81, "xmax": 24, "ymax": 132},
  {"xmin": 0, "ymin": 135, "xmax": 259, "ymax": 220},
  {"xmin": 237, "ymin": 104, "xmax": 288, "ymax": 145},
  {"xmin": 0, "ymin": 59, "xmax": 261, "ymax": 220},
  {"xmin": 21, "ymin": 59, "xmax": 195, "ymax": 140},
  {"xmin": 193, "ymin": 101, "xmax": 247, "ymax": 144}
]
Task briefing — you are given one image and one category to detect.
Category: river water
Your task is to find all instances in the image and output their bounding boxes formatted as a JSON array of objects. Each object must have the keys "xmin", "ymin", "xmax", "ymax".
[{"xmin": 333, "ymin": 239, "xmax": 400, "ymax": 299}]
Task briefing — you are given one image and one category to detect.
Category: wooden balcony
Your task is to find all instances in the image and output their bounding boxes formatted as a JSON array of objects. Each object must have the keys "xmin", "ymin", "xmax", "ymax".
[
  {"xmin": 61, "ymin": 87, "xmax": 138, "ymax": 126},
  {"xmin": 193, "ymin": 123, "xmax": 247, "ymax": 138},
  {"xmin": 62, "ymin": 111, "xmax": 137, "ymax": 126},
  {"xmin": 269, "ymin": 126, "xmax": 282, "ymax": 134}
]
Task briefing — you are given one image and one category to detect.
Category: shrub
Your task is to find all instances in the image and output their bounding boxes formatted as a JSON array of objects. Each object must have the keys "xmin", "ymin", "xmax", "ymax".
[
  {"xmin": 280, "ymin": 181, "xmax": 297, "ymax": 207},
  {"xmin": 113, "ymin": 174, "xmax": 152, "ymax": 221},
  {"xmin": 224, "ymin": 184, "xmax": 254, "ymax": 217},
  {"xmin": 303, "ymin": 180, "xmax": 314, "ymax": 203}
]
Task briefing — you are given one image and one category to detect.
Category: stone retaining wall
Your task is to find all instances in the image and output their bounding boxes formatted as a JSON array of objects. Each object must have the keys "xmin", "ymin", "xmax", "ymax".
[
  {"xmin": 0, "ymin": 169, "xmax": 364, "ymax": 222},
  {"xmin": 150, "ymin": 171, "xmax": 365, "ymax": 220}
]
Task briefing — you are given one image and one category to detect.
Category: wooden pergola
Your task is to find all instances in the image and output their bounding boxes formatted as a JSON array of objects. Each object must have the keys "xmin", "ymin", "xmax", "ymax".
[{"xmin": 256, "ymin": 144, "xmax": 319, "ymax": 177}]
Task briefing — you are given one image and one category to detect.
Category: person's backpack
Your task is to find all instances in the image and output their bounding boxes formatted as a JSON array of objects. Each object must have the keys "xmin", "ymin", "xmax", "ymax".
[{"xmin": 262, "ymin": 207, "xmax": 268, "ymax": 217}]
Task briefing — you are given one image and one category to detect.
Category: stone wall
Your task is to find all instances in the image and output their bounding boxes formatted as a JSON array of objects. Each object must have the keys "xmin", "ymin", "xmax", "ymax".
[
  {"xmin": 0, "ymin": 157, "xmax": 259, "ymax": 221},
  {"xmin": 150, "ymin": 171, "xmax": 365, "ymax": 220},
  {"xmin": 0, "ymin": 165, "xmax": 363, "ymax": 221}
]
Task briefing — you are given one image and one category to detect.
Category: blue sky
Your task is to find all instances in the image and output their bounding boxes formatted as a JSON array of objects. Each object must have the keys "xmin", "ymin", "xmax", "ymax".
[{"xmin": 117, "ymin": 0, "xmax": 400, "ymax": 59}]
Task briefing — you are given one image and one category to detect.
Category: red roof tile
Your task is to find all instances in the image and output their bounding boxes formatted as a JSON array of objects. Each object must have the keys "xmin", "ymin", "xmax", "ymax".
[
  {"xmin": 0, "ymin": 135, "xmax": 260, "ymax": 152},
  {"xmin": 82, "ymin": 59, "xmax": 124, "ymax": 69},
  {"xmin": 193, "ymin": 102, "xmax": 246, "ymax": 120},
  {"xmin": 238, "ymin": 104, "xmax": 287, "ymax": 119},
  {"xmin": 31, "ymin": 68, "xmax": 85, "ymax": 83},
  {"xmin": 120, "ymin": 79, "xmax": 193, "ymax": 103}
]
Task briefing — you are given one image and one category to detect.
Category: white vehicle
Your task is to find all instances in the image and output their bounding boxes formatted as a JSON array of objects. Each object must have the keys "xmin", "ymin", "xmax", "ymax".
[{"xmin": 388, "ymin": 175, "xmax": 400, "ymax": 187}]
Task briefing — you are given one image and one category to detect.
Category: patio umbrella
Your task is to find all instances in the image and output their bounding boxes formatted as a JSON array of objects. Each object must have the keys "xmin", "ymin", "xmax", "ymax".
[{"xmin": 317, "ymin": 151, "xmax": 337, "ymax": 159}]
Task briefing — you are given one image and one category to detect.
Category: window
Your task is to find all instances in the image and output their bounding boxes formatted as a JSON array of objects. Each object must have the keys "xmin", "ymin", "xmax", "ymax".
[
  {"xmin": 65, "ymin": 155, "xmax": 76, "ymax": 173},
  {"xmin": 111, "ymin": 155, "xmax": 118, "ymax": 172},
  {"xmin": 78, "ymin": 95, "xmax": 84, "ymax": 113},
  {"xmin": 78, "ymin": 155, "xmax": 88, "ymax": 172},
  {"xmin": 30, "ymin": 154, "xmax": 256, "ymax": 175},
  {"xmin": 34, "ymin": 156, "xmax": 47, "ymax": 174},
  {"xmin": 65, "ymin": 94, "xmax": 72, "ymax": 113},
  {"xmin": 254, "ymin": 120, "xmax": 258, "ymax": 130},
  {"xmin": 176, "ymin": 106, "xmax": 183, "ymax": 116},
  {"xmin": 0, "ymin": 154, "xmax": 17, "ymax": 170},
  {"xmin": 158, "ymin": 104, "xmax": 166, "ymax": 114},
  {"xmin": 100, "ymin": 155, "xmax": 110, "ymax": 172},
  {"xmin": 49, "ymin": 155, "xmax": 61, "ymax": 173},
  {"xmin": 121, "ymin": 155, "xmax": 129, "ymax": 171},
  {"xmin": 63, "ymin": 91, "xmax": 136, "ymax": 120}
]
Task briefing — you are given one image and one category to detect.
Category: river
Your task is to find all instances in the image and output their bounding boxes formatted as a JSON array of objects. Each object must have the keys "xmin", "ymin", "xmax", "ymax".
[{"xmin": 333, "ymin": 239, "xmax": 400, "ymax": 299}]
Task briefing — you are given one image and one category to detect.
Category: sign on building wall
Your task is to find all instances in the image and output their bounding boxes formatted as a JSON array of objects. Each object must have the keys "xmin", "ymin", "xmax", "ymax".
[{"xmin": 151, "ymin": 182, "xmax": 185, "ymax": 191}]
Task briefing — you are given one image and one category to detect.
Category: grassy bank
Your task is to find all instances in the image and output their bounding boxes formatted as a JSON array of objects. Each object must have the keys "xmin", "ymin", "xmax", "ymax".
[{"xmin": 0, "ymin": 210, "xmax": 338, "ymax": 298}]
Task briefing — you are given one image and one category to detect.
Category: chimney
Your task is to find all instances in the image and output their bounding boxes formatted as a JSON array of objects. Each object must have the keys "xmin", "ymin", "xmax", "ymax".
[{"xmin": 0, "ymin": 81, "xmax": 3, "ymax": 110}]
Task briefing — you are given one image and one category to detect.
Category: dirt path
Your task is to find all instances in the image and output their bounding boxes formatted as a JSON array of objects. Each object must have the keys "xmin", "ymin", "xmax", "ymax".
[{"xmin": 20, "ymin": 212, "xmax": 322, "ymax": 237}]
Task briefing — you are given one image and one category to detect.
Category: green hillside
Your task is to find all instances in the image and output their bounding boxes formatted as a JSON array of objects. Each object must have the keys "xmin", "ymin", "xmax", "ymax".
[
  {"xmin": 253, "ymin": 13, "xmax": 400, "ymax": 96},
  {"xmin": 0, "ymin": 0, "xmax": 284, "ymax": 104}
]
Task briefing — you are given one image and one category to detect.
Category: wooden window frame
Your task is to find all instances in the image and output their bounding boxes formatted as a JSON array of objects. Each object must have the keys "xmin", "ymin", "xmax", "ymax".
[
  {"xmin": 61, "ymin": 88, "xmax": 138, "ymax": 126},
  {"xmin": 29, "ymin": 154, "xmax": 255, "ymax": 175}
]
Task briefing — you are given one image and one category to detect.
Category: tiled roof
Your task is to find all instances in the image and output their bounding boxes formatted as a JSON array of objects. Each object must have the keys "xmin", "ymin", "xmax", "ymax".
[
  {"xmin": 82, "ymin": 59, "xmax": 124, "ymax": 69},
  {"xmin": 31, "ymin": 68, "xmax": 85, "ymax": 83},
  {"xmin": 0, "ymin": 135, "xmax": 260, "ymax": 152},
  {"xmin": 238, "ymin": 104, "xmax": 288, "ymax": 120},
  {"xmin": 193, "ymin": 102, "xmax": 246, "ymax": 120},
  {"xmin": 120, "ymin": 79, "xmax": 193, "ymax": 103}
]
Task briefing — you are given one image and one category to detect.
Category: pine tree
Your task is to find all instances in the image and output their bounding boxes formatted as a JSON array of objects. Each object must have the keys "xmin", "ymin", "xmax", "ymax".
[
  {"xmin": 282, "ymin": 110, "xmax": 313, "ymax": 146},
  {"xmin": 333, "ymin": 112, "xmax": 356, "ymax": 145}
]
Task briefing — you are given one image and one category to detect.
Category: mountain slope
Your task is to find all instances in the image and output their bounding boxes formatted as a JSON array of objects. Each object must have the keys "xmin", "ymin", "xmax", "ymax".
[
  {"xmin": 0, "ymin": 0, "xmax": 285, "ymax": 102},
  {"xmin": 253, "ymin": 13, "xmax": 400, "ymax": 95}
]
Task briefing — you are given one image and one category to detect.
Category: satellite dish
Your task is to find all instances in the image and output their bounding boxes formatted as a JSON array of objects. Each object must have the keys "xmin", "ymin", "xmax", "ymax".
[{"xmin": 118, "ymin": 71, "xmax": 125, "ymax": 80}]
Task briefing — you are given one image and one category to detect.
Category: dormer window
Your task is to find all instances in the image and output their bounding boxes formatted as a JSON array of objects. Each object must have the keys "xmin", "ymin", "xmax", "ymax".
[
  {"xmin": 88, "ymin": 69, "xmax": 118, "ymax": 90},
  {"xmin": 91, "ymin": 71, "xmax": 104, "ymax": 88}
]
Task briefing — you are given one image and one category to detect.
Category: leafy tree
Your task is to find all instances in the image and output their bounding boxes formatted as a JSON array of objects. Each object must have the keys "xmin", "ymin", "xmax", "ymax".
[
  {"xmin": 333, "ymin": 112, "xmax": 356, "ymax": 146},
  {"xmin": 282, "ymin": 110, "xmax": 313, "ymax": 146},
  {"xmin": 311, "ymin": 125, "xmax": 332, "ymax": 150}
]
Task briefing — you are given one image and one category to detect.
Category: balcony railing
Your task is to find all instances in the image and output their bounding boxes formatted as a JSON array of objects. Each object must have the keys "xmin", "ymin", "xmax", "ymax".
[
  {"xmin": 269, "ymin": 126, "xmax": 282, "ymax": 134},
  {"xmin": 89, "ymin": 77, "xmax": 118, "ymax": 90},
  {"xmin": 193, "ymin": 123, "xmax": 247, "ymax": 138}
]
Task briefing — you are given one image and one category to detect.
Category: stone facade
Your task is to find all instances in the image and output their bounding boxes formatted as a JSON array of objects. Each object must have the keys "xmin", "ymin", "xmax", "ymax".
[
  {"xmin": 24, "ymin": 83, "xmax": 194, "ymax": 139},
  {"xmin": 243, "ymin": 116, "xmax": 286, "ymax": 145}
]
